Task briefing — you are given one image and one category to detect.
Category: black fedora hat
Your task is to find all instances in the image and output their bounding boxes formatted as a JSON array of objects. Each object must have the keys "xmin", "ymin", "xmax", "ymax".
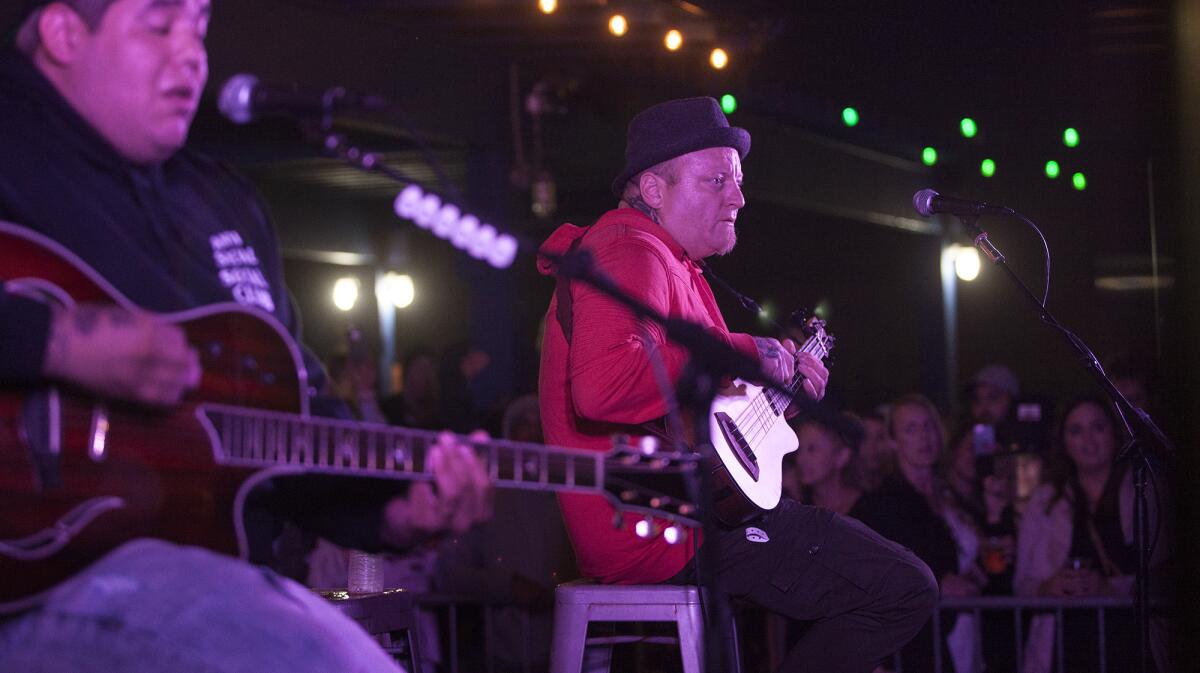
[{"xmin": 611, "ymin": 96, "xmax": 751, "ymax": 198}]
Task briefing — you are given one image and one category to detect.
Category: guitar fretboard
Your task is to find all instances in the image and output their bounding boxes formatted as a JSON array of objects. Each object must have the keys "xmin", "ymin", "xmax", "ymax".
[
  {"xmin": 195, "ymin": 403, "xmax": 605, "ymax": 494},
  {"xmin": 762, "ymin": 332, "xmax": 833, "ymax": 415}
]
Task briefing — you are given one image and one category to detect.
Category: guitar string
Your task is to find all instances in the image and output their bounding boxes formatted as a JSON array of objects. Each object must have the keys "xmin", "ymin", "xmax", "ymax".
[
  {"xmin": 730, "ymin": 337, "xmax": 827, "ymax": 447},
  {"xmin": 729, "ymin": 336, "xmax": 822, "ymax": 430},
  {"xmin": 737, "ymin": 334, "xmax": 830, "ymax": 448}
]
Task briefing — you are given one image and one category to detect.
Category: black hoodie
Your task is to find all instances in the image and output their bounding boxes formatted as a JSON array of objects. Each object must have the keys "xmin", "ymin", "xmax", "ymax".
[
  {"xmin": 0, "ymin": 49, "xmax": 305, "ymax": 380},
  {"xmin": 0, "ymin": 49, "xmax": 408, "ymax": 562}
]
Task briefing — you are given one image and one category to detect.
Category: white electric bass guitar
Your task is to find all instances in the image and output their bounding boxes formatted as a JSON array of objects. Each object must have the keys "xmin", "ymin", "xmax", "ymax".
[{"xmin": 707, "ymin": 316, "xmax": 834, "ymax": 525}]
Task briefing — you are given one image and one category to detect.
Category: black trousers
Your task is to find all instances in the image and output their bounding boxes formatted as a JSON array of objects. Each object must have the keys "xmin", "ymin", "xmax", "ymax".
[{"xmin": 670, "ymin": 498, "xmax": 939, "ymax": 673}]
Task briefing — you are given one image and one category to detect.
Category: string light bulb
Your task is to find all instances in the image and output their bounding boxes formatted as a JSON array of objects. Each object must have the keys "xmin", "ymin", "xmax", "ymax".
[
  {"xmin": 608, "ymin": 14, "xmax": 628, "ymax": 36},
  {"xmin": 664, "ymin": 29, "xmax": 683, "ymax": 51},
  {"xmin": 538, "ymin": 0, "xmax": 556, "ymax": 15},
  {"xmin": 332, "ymin": 277, "xmax": 360, "ymax": 312},
  {"xmin": 709, "ymin": 48, "xmax": 728, "ymax": 69}
]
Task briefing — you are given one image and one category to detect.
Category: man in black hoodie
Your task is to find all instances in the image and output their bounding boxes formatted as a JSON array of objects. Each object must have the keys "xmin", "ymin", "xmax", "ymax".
[{"xmin": 0, "ymin": 2, "xmax": 490, "ymax": 671}]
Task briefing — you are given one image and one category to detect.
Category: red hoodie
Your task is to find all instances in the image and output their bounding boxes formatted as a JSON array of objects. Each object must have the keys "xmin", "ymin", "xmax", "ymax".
[{"xmin": 537, "ymin": 208, "xmax": 758, "ymax": 584}]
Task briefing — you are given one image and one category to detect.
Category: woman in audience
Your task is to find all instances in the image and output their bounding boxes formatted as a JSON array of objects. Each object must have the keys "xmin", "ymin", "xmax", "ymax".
[
  {"xmin": 852, "ymin": 394, "xmax": 984, "ymax": 673},
  {"xmin": 1014, "ymin": 396, "xmax": 1166, "ymax": 673},
  {"xmin": 857, "ymin": 410, "xmax": 896, "ymax": 492},
  {"xmin": 785, "ymin": 411, "xmax": 865, "ymax": 515}
]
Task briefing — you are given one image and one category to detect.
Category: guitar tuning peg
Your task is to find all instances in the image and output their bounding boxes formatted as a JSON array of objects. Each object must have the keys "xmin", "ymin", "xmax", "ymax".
[
  {"xmin": 663, "ymin": 525, "xmax": 686, "ymax": 545},
  {"xmin": 634, "ymin": 518, "xmax": 657, "ymax": 539}
]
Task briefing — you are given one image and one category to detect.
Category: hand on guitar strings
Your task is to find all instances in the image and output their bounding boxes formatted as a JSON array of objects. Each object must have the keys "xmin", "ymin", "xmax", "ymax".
[
  {"xmin": 753, "ymin": 336, "xmax": 828, "ymax": 411},
  {"xmin": 42, "ymin": 303, "xmax": 202, "ymax": 407},
  {"xmin": 380, "ymin": 430, "xmax": 494, "ymax": 548}
]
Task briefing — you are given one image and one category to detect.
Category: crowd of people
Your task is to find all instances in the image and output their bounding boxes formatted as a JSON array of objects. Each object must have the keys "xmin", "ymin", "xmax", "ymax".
[
  {"xmin": 778, "ymin": 363, "xmax": 1170, "ymax": 673},
  {"xmin": 293, "ymin": 325, "xmax": 1171, "ymax": 673},
  {"xmin": 313, "ymin": 321, "xmax": 1169, "ymax": 673}
]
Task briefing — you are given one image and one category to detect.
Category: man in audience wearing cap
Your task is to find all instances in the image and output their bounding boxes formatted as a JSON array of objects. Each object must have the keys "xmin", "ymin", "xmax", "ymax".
[
  {"xmin": 0, "ymin": 2, "xmax": 490, "ymax": 671},
  {"xmin": 537, "ymin": 97, "xmax": 938, "ymax": 672},
  {"xmin": 969, "ymin": 364, "xmax": 1022, "ymax": 426}
]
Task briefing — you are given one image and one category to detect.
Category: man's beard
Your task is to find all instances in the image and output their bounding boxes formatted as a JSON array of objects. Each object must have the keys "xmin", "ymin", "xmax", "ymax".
[{"xmin": 715, "ymin": 228, "xmax": 737, "ymax": 256}]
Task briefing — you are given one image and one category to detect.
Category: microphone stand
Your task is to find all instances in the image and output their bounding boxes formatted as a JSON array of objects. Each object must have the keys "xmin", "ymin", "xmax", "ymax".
[{"xmin": 959, "ymin": 213, "xmax": 1172, "ymax": 673}]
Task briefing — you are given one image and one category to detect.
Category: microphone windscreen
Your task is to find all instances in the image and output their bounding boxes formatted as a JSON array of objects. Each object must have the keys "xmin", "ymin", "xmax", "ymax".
[
  {"xmin": 218, "ymin": 74, "xmax": 259, "ymax": 125},
  {"xmin": 912, "ymin": 188, "xmax": 939, "ymax": 217}
]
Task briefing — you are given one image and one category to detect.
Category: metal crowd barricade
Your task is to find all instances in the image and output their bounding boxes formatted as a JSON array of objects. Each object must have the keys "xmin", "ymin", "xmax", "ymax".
[
  {"xmin": 417, "ymin": 592, "xmax": 1162, "ymax": 673},
  {"xmin": 919, "ymin": 595, "xmax": 1139, "ymax": 673}
]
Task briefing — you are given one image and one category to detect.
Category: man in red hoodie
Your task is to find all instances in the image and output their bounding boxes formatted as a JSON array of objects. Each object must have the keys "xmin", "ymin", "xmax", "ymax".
[{"xmin": 538, "ymin": 97, "xmax": 938, "ymax": 673}]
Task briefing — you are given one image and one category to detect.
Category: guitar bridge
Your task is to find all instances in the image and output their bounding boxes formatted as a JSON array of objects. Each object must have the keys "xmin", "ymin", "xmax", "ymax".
[{"xmin": 714, "ymin": 412, "xmax": 760, "ymax": 481}]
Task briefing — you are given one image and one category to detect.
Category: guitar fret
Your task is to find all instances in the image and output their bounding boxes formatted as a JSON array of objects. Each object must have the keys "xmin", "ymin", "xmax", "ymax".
[
  {"xmin": 219, "ymin": 411, "xmax": 233, "ymax": 461},
  {"xmin": 365, "ymin": 431, "xmax": 377, "ymax": 470},
  {"xmin": 295, "ymin": 420, "xmax": 314, "ymax": 467},
  {"xmin": 319, "ymin": 425, "xmax": 331, "ymax": 468},
  {"xmin": 254, "ymin": 416, "xmax": 267, "ymax": 462},
  {"xmin": 337, "ymin": 428, "xmax": 357, "ymax": 469},
  {"xmin": 383, "ymin": 433, "xmax": 396, "ymax": 471},
  {"xmin": 264, "ymin": 417, "xmax": 282, "ymax": 464}
]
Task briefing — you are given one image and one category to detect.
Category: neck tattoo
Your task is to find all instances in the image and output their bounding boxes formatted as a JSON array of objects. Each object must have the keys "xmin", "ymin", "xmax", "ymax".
[{"xmin": 625, "ymin": 194, "xmax": 660, "ymax": 224}]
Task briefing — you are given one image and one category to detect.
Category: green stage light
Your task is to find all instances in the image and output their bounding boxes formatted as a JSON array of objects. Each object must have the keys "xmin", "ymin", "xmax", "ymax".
[
  {"xmin": 980, "ymin": 158, "xmax": 996, "ymax": 177},
  {"xmin": 1064, "ymin": 128, "xmax": 1080, "ymax": 148},
  {"xmin": 960, "ymin": 118, "xmax": 978, "ymax": 138},
  {"xmin": 922, "ymin": 147, "xmax": 938, "ymax": 166},
  {"xmin": 1072, "ymin": 172, "xmax": 1087, "ymax": 190},
  {"xmin": 720, "ymin": 94, "xmax": 737, "ymax": 115},
  {"xmin": 842, "ymin": 107, "xmax": 859, "ymax": 127},
  {"xmin": 1045, "ymin": 160, "xmax": 1060, "ymax": 179}
]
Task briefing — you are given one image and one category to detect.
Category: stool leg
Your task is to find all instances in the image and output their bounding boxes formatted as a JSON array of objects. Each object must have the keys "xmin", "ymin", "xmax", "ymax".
[
  {"xmin": 581, "ymin": 638, "xmax": 613, "ymax": 673},
  {"xmin": 549, "ymin": 604, "xmax": 591, "ymax": 673},
  {"xmin": 677, "ymin": 602, "xmax": 705, "ymax": 673}
]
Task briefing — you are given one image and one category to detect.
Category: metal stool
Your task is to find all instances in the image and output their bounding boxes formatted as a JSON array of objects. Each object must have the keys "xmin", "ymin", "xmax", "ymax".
[
  {"xmin": 316, "ymin": 589, "xmax": 425, "ymax": 671},
  {"xmin": 549, "ymin": 582, "xmax": 739, "ymax": 673}
]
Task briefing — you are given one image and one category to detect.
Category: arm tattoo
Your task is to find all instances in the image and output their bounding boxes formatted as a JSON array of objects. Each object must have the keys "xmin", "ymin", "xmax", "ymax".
[{"xmin": 754, "ymin": 337, "xmax": 782, "ymax": 361}]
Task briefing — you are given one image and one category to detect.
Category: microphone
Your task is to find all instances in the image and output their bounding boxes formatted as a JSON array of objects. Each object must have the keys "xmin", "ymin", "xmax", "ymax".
[
  {"xmin": 218, "ymin": 73, "xmax": 389, "ymax": 125},
  {"xmin": 911, "ymin": 189, "xmax": 1013, "ymax": 218}
]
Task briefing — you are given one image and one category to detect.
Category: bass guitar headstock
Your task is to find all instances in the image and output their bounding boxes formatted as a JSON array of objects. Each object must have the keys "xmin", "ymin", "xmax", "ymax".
[
  {"xmin": 787, "ymin": 309, "xmax": 835, "ymax": 363},
  {"xmin": 602, "ymin": 434, "xmax": 701, "ymax": 541}
]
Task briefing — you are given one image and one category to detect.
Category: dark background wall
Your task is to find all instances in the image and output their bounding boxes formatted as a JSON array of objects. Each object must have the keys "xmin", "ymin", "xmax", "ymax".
[{"xmin": 0, "ymin": 0, "xmax": 1180, "ymax": 427}]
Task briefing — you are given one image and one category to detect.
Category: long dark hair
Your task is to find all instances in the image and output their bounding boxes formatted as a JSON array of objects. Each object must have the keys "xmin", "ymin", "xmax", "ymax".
[{"xmin": 1044, "ymin": 396, "xmax": 1128, "ymax": 522}]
